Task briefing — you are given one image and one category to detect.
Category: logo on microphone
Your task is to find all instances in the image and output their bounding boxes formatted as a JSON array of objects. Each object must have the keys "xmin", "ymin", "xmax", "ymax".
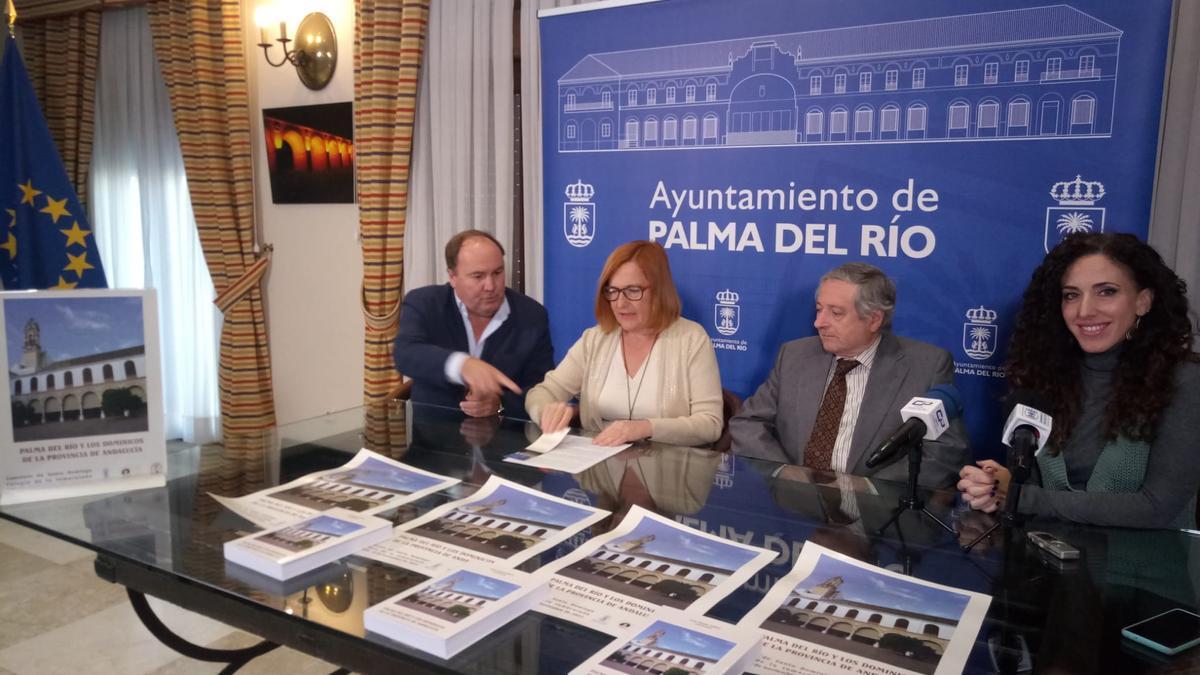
[
  {"xmin": 714, "ymin": 289, "xmax": 740, "ymax": 336},
  {"xmin": 563, "ymin": 179, "xmax": 596, "ymax": 248},
  {"xmin": 713, "ymin": 452, "xmax": 735, "ymax": 489},
  {"xmin": 962, "ymin": 306, "xmax": 998, "ymax": 361},
  {"xmin": 1045, "ymin": 175, "xmax": 1105, "ymax": 253}
]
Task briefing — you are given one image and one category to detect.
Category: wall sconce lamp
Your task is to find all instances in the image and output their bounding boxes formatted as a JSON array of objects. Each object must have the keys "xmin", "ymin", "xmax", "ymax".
[{"xmin": 254, "ymin": 7, "xmax": 337, "ymax": 90}]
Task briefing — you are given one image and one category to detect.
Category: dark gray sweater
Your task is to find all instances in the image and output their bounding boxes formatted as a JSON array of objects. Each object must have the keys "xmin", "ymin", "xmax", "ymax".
[{"xmin": 1019, "ymin": 347, "xmax": 1200, "ymax": 528}]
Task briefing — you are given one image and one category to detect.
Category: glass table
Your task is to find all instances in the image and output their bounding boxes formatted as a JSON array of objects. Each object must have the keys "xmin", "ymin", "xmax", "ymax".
[{"xmin": 2, "ymin": 401, "xmax": 1198, "ymax": 674}]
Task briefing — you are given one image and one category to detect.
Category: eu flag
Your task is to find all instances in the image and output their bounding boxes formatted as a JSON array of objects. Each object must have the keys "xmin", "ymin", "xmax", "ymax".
[{"xmin": 0, "ymin": 32, "xmax": 107, "ymax": 289}]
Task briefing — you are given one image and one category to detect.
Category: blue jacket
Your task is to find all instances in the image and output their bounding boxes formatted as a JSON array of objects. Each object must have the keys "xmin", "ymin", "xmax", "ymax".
[{"xmin": 392, "ymin": 284, "xmax": 555, "ymax": 418}]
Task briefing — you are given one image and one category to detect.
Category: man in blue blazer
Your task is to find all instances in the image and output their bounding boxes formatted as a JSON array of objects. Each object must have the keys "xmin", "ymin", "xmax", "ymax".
[{"xmin": 393, "ymin": 230, "xmax": 554, "ymax": 419}]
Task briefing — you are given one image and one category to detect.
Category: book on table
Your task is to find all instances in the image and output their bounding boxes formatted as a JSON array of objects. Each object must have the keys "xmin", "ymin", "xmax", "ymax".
[
  {"xmin": 223, "ymin": 508, "xmax": 392, "ymax": 580},
  {"xmin": 363, "ymin": 565, "xmax": 550, "ymax": 659}
]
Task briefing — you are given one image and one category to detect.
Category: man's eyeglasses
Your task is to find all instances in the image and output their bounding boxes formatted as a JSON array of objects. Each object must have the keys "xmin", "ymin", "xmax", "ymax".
[{"xmin": 602, "ymin": 285, "xmax": 648, "ymax": 301}]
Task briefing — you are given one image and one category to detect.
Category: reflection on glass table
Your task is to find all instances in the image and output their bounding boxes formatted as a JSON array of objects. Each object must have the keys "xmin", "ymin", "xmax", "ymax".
[{"xmin": 1, "ymin": 401, "xmax": 1197, "ymax": 674}]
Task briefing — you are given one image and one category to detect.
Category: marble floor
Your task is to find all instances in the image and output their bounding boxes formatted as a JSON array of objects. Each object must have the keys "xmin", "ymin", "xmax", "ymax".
[{"xmin": 0, "ymin": 518, "xmax": 343, "ymax": 675}]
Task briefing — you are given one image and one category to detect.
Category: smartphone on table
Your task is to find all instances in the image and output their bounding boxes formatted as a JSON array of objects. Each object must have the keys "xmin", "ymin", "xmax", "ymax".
[{"xmin": 1121, "ymin": 608, "xmax": 1200, "ymax": 655}]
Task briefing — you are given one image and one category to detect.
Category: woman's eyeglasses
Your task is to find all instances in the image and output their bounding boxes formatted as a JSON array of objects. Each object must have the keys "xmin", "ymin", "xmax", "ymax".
[{"xmin": 602, "ymin": 285, "xmax": 648, "ymax": 301}]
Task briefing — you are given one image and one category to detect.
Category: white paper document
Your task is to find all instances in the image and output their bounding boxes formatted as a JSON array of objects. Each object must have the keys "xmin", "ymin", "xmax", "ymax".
[
  {"xmin": 363, "ymin": 475, "xmax": 609, "ymax": 576},
  {"xmin": 524, "ymin": 427, "xmax": 570, "ymax": 453},
  {"xmin": 212, "ymin": 449, "xmax": 459, "ymax": 529},
  {"xmin": 572, "ymin": 607, "xmax": 762, "ymax": 675},
  {"xmin": 504, "ymin": 433, "xmax": 631, "ymax": 474},
  {"xmin": 364, "ymin": 564, "xmax": 551, "ymax": 659},
  {"xmin": 538, "ymin": 505, "xmax": 778, "ymax": 635},
  {"xmin": 737, "ymin": 542, "xmax": 991, "ymax": 675}
]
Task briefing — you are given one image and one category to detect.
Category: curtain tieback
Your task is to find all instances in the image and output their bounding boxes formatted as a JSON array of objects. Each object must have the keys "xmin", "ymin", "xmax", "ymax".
[
  {"xmin": 213, "ymin": 247, "xmax": 271, "ymax": 313},
  {"xmin": 362, "ymin": 282, "xmax": 402, "ymax": 333}
]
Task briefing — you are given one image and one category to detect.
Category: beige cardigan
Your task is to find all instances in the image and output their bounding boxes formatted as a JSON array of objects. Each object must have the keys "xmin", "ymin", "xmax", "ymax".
[{"xmin": 526, "ymin": 318, "xmax": 723, "ymax": 447}]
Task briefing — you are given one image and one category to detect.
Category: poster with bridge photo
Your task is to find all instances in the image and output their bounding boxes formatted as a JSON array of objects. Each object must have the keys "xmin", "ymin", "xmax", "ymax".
[
  {"xmin": 0, "ymin": 289, "xmax": 164, "ymax": 505},
  {"xmin": 362, "ymin": 475, "xmax": 610, "ymax": 576},
  {"xmin": 737, "ymin": 542, "xmax": 990, "ymax": 675},
  {"xmin": 212, "ymin": 448, "xmax": 460, "ymax": 529},
  {"xmin": 538, "ymin": 505, "xmax": 777, "ymax": 636}
]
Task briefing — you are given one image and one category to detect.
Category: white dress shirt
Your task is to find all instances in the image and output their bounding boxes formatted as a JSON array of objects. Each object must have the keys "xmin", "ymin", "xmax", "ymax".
[
  {"xmin": 443, "ymin": 294, "xmax": 512, "ymax": 384},
  {"xmin": 824, "ymin": 334, "xmax": 881, "ymax": 473}
]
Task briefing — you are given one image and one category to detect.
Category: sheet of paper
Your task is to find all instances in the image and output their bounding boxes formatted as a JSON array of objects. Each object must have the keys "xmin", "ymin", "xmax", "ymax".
[
  {"xmin": 362, "ymin": 475, "xmax": 610, "ymax": 576},
  {"xmin": 524, "ymin": 427, "xmax": 570, "ymax": 453},
  {"xmin": 504, "ymin": 434, "xmax": 631, "ymax": 474},
  {"xmin": 212, "ymin": 449, "xmax": 459, "ymax": 529},
  {"xmin": 537, "ymin": 505, "xmax": 778, "ymax": 635},
  {"xmin": 737, "ymin": 541, "xmax": 991, "ymax": 675}
]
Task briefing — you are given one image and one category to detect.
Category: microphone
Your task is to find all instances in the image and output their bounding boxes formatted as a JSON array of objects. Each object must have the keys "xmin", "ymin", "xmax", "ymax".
[
  {"xmin": 865, "ymin": 384, "xmax": 962, "ymax": 469},
  {"xmin": 1000, "ymin": 390, "xmax": 1053, "ymax": 487}
]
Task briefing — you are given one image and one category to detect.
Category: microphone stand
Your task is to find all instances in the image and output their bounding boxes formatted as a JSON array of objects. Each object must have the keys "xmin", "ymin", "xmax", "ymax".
[
  {"xmin": 876, "ymin": 438, "xmax": 956, "ymax": 538},
  {"xmin": 961, "ymin": 433, "xmax": 1037, "ymax": 553}
]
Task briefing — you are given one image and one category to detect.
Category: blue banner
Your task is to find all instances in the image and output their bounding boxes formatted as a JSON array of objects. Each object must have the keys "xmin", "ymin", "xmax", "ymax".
[
  {"xmin": 1, "ymin": 33, "xmax": 108, "ymax": 290},
  {"xmin": 539, "ymin": 0, "xmax": 1171, "ymax": 454}
]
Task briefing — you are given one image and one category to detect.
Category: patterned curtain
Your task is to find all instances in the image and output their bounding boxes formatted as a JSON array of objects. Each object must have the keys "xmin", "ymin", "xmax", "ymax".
[
  {"xmin": 13, "ymin": 9, "xmax": 101, "ymax": 210},
  {"xmin": 356, "ymin": 0, "xmax": 429, "ymax": 445},
  {"xmin": 145, "ymin": 0, "xmax": 275, "ymax": 438}
]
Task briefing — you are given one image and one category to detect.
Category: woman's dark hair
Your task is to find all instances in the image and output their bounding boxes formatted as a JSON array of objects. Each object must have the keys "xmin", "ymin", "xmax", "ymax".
[{"xmin": 1006, "ymin": 233, "xmax": 1195, "ymax": 449}]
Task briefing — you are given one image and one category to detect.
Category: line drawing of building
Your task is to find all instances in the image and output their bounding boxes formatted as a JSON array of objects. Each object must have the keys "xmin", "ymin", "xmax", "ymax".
[
  {"xmin": 556, "ymin": 4, "xmax": 1120, "ymax": 151},
  {"xmin": 560, "ymin": 533, "xmax": 735, "ymax": 608},
  {"xmin": 9, "ymin": 317, "xmax": 147, "ymax": 424},
  {"xmin": 605, "ymin": 624, "xmax": 730, "ymax": 675},
  {"xmin": 765, "ymin": 574, "xmax": 959, "ymax": 674}
]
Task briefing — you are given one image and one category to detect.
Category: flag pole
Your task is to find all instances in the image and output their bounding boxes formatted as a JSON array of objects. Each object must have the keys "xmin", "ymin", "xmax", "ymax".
[{"xmin": 5, "ymin": 0, "xmax": 15, "ymax": 36}]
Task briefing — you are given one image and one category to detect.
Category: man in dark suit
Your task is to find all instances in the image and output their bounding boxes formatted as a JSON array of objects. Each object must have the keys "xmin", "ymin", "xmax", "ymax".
[
  {"xmin": 730, "ymin": 262, "xmax": 969, "ymax": 488},
  {"xmin": 393, "ymin": 230, "xmax": 554, "ymax": 418}
]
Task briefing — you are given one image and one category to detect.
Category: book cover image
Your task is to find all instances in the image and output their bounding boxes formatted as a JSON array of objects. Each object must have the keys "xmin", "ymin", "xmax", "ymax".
[
  {"xmin": 212, "ymin": 449, "xmax": 460, "ymax": 530},
  {"xmin": 251, "ymin": 514, "xmax": 367, "ymax": 557},
  {"xmin": 762, "ymin": 552, "xmax": 970, "ymax": 675},
  {"xmin": 0, "ymin": 289, "xmax": 165, "ymax": 505},
  {"xmin": 5, "ymin": 295, "xmax": 148, "ymax": 442},
  {"xmin": 557, "ymin": 511, "xmax": 765, "ymax": 609},
  {"xmin": 738, "ymin": 542, "xmax": 991, "ymax": 675},
  {"xmin": 601, "ymin": 619, "xmax": 736, "ymax": 675},
  {"xmin": 395, "ymin": 569, "xmax": 522, "ymax": 625},
  {"xmin": 408, "ymin": 481, "xmax": 598, "ymax": 560},
  {"xmin": 270, "ymin": 455, "xmax": 450, "ymax": 512}
]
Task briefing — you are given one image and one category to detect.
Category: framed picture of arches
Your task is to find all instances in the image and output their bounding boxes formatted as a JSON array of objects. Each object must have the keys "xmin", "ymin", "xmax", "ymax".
[
  {"xmin": 262, "ymin": 102, "xmax": 356, "ymax": 204},
  {"xmin": 1, "ymin": 289, "xmax": 165, "ymax": 505}
]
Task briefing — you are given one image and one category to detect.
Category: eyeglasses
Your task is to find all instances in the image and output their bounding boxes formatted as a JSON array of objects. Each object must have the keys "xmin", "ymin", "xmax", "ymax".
[{"xmin": 602, "ymin": 285, "xmax": 648, "ymax": 301}]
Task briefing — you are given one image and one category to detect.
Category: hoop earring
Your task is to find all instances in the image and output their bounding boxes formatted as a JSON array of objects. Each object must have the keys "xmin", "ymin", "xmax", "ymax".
[{"xmin": 1125, "ymin": 314, "xmax": 1143, "ymax": 341}]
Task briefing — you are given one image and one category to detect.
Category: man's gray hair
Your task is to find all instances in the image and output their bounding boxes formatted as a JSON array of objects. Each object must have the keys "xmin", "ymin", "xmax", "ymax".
[{"xmin": 818, "ymin": 262, "xmax": 896, "ymax": 329}]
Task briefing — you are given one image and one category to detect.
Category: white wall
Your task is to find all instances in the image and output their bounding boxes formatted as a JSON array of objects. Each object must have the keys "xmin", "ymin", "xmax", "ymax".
[{"xmin": 244, "ymin": 0, "xmax": 363, "ymax": 425}]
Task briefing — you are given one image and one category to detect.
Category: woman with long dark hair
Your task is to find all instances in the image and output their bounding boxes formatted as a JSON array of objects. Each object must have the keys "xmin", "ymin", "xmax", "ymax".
[{"xmin": 958, "ymin": 233, "xmax": 1200, "ymax": 528}]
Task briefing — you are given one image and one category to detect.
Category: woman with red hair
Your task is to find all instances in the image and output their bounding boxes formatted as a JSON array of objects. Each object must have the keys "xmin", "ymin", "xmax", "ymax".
[{"xmin": 527, "ymin": 241, "xmax": 723, "ymax": 448}]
